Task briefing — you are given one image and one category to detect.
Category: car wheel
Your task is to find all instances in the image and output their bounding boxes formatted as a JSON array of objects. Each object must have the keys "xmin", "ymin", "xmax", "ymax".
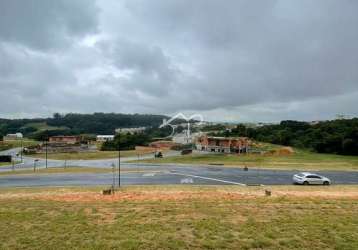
[
  {"xmin": 303, "ymin": 181, "xmax": 309, "ymax": 185},
  {"xmin": 323, "ymin": 181, "xmax": 330, "ymax": 185}
]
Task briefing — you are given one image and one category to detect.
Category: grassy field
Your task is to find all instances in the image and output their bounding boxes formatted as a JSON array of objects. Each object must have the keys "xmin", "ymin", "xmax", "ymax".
[
  {"xmin": 27, "ymin": 148, "xmax": 158, "ymax": 160},
  {"xmin": 0, "ymin": 139, "xmax": 39, "ymax": 151},
  {"xmin": 0, "ymin": 185, "xmax": 358, "ymax": 249},
  {"xmin": 0, "ymin": 167, "xmax": 162, "ymax": 176},
  {"xmin": 136, "ymin": 149, "xmax": 358, "ymax": 171},
  {"xmin": 0, "ymin": 167, "xmax": 113, "ymax": 176},
  {"xmin": 0, "ymin": 162, "xmax": 11, "ymax": 167},
  {"xmin": 0, "ymin": 161, "xmax": 21, "ymax": 168}
]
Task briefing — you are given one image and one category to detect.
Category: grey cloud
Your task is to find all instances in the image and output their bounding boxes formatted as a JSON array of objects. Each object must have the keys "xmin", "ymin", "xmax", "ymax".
[
  {"xmin": 0, "ymin": 0, "xmax": 99, "ymax": 50},
  {"xmin": 1, "ymin": 0, "xmax": 358, "ymax": 121},
  {"xmin": 98, "ymin": 38, "xmax": 178, "ymax": 96}
]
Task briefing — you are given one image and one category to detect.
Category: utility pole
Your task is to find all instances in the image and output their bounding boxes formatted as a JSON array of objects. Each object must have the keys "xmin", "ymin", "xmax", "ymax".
[{"xmin": 118, "ymin": 133, "xmax": 121, "ymax": 188}]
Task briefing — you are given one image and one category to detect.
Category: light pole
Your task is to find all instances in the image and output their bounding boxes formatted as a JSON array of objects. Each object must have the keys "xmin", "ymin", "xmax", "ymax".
[
  {"xmin": 20, "ymin": 138, "xmax": 23, "ymax": 162},
  {"xmin": 118, "ymin": 133, "xmax": 121, "ymax": 188},
  {"xmin": 111, "ymin": 163, "xmax": 115, "ymax": 191},
  {"xmin": 33, "ymin": 159, "xmax": 39, "ymax": 172},
  {"xmin": 45, "ymin": 130, "xmax": 48, "ymax": 169}
]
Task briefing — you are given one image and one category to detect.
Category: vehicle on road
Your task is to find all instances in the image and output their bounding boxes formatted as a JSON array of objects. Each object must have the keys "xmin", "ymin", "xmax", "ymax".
[
  {"xmin": 154, "ymin": 151, "xmax": 163, "ymax": 158},
  {"xmin": 293, "ymin": 172, "xmax": 331, "ymax": 185}
]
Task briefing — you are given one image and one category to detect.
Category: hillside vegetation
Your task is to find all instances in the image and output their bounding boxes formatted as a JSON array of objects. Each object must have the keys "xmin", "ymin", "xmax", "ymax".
[
  {"xmin": 215, "ymin": 118, "xmax": 358, "ymax": 156},
  {"xmin": 0, "ymin": 113, "xmax": 168, "ymax": 140}
]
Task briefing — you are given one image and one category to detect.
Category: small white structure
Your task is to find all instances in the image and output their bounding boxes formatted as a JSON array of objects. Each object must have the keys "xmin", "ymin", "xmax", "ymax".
[
  {"xmin": 96, "ymin": 135, "xmax": 115, "ymax": 142},
  {"xmin": 3, "ymin": 133, "xmax": 23, "ymax": 141},
  {"xmin": 173, "ymin": 130, "xmax": 192, "ymax": 144}
]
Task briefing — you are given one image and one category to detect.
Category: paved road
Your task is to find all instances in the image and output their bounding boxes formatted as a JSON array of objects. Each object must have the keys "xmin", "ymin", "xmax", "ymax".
[
  {"xmin": 1, "ymin": 148, "xmax": 358, "ymax": 187},
  {"xmin": 1, "ymin": 164, "xmax": 358, "ymax": 187}
]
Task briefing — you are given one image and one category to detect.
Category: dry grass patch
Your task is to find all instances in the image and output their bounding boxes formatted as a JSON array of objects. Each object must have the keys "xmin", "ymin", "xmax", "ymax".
[{"xmin": 1, "ymin": 186, "xmax": 358, "ymax": 249}]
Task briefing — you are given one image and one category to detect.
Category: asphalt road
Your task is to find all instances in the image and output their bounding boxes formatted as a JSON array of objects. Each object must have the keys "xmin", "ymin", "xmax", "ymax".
[
  {"xmin": 1, "ymin": 164, "xmax": 358, "ymax": 187},
  {"xmin": 1, "ymin": 148, "xmax": 358, "ymax": 187}
]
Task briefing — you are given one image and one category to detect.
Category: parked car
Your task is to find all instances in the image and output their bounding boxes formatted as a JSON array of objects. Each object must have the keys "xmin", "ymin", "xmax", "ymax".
[
  {"xmin": 293, "ymin": 172, "xmax": 331, "ymax": 185},
  {"xmin": 154, "ymin": 152, "xmax": 163, "ymax": 158}
]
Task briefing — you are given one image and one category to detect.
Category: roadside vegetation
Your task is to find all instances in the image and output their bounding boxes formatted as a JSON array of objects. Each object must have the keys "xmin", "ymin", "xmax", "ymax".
[{"xmin": 0, "ymin": 185, "xmax": 358, "ymax": 249}]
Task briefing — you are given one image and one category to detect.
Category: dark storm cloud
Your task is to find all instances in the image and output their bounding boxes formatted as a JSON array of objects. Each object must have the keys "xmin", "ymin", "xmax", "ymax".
[{"xmin": 0, "ymin": 0, "xmax": 358, "ymax": 121}]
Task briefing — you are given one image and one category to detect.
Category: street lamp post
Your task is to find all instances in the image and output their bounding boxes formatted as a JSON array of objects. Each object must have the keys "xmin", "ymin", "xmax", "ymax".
[
  {"xmin": 20, "ymin": 138, "xmax": 23, "ymax": 162},
  {"xmin": 33, "ymin": 159, "xmax": 38, "ymax": 172},
  {"xmin": 111, "ymin": 163, "xmax": 115, "ymax": 191},
  {"xmin": 45, "ymin": 130, "xmax": 48, "ymax": 169},
  {"xmin": 118, "ymin": 133, "xmax": 121, "ymax": 188}
]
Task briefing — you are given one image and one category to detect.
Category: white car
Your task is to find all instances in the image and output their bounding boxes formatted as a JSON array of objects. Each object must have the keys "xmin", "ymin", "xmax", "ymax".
[{"xmin": 293, "ymin": 172, "xmax": 331, "ymax": 185}]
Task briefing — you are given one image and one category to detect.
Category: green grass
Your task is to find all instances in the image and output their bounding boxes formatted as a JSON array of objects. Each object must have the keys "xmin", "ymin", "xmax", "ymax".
[
  {"xmin": 0, "ymin": 162, "xmax": 10, "ymax": 167},
  {"xmin": 0, "ymin": 186, "xmax": 358, "ymax": 249},
  {"xmin": 0, "ymin": 161, "xmax": 21, "ymax": 168},
  {"xmin": 27, "ymin": 149, "xmax": 158, "ymax": 160},
  {"xmin": 0, "ymin": 167, "xmax": 112, "ymax": 176},
  {"xmin": 0, "ymin": 139, "xmax": 39, "ymax": 151},
  {"xmin": 0, "ymin": 167, "xmax": 161, "ymax": 176},
  {"xmin": 135, "ymin": 149, "xmax": 358, "ymax": 171}
]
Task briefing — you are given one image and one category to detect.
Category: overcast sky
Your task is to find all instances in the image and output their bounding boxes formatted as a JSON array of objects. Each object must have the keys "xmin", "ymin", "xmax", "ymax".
[{"xmin": 0, "ymin": 0, "xmax": 357, "ymax": 122}]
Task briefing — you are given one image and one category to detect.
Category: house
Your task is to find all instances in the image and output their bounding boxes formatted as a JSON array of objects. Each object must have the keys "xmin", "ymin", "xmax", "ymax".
[
  {"xmin": 115, "ymin": 127, "xmax": 146, "ymax": 134},
  {"xmin": 96, "ymin": 135, "xmax": 115, "ymax": 142},
  {"xmin": 49, "ymin": 135, "xmax": 81, "ymax": 144},
  {"xmin": 195, "ymin": 135, "xmax": 251, "ymax": 154},
  {"xmin": 3, "ymin": 133, "xmax": 23, "ymax": 141}
]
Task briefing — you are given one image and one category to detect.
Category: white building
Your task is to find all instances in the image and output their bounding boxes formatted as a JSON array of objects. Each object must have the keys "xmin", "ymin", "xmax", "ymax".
[
  {"xmin": 3, "ymin": 133, "xmax": 23, "ymax": 141},
  {"xmin": 172, "ymin": 131, "xmax": 201, "ymax": 145},
  {"xmin": 96, "ymin": 135, "xmax": 115, "ymax": 142},
  {"xmin": 173, "ymin": 132, "xmax": 192, "ymax": 144},
  {"xmin": 115, "ymin": 127, "xmax": 146, "ymax": 134}
]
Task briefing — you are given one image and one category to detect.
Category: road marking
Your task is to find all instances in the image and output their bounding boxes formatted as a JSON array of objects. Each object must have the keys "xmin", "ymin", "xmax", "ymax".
[
  {"xmin": 171, "ymin": 172, "xmax": 246, "ymax": 186},
  {"xmin": 180, "ymin": 178, "xmax": 194, "ymax": 184},
  {"xmin": 142, "ymin": 173, "xmax": 156, "ymax": 177}
]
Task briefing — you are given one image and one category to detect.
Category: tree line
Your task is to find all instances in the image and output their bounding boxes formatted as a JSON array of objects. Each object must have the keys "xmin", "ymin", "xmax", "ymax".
[
  {"xmin": 0, "ymin": 113, "xmax": 168, "ymax": 140},
  {"xmin": 215, "ymin": 119, "xmax": 358, "ymax": 156}
]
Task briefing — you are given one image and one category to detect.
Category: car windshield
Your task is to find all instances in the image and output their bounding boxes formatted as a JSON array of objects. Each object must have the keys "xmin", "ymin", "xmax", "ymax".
[{"xmin": 297, "ymin": 173, "xmax": 305, "ymax": 177}]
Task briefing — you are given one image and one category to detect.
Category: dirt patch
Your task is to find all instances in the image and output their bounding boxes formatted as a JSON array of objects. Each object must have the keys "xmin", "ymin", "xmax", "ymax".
[
  {"xmin": 134, "ymin": 146, "xmax": 157, "ymax": 154},
  {"xmin": 264, "ymin": 147, "xmax": 295, "ymax": 156},
  {"xmin": 272, "ymin": 190, "xmax": 358, "ymax": 198}
]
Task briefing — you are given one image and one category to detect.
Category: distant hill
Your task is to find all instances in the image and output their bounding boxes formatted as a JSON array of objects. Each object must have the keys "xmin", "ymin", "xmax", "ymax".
[{"xmin": 0, "ymin": 113, "xmax": 169, "ymax": 139}]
